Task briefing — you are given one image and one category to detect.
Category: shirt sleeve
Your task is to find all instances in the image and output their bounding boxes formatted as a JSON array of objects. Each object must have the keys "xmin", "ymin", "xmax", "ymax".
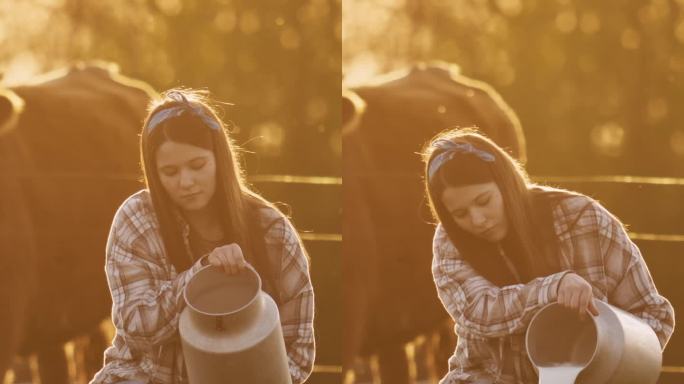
[
  {"xmin": 432, "ymin": 224, "xmax": 572, "ymax": 338},
  {"xmin": 266, "ymin": 215, "xmax": 315, "ymax": 384},
  {"xmin": 105, "ymin": 205, "xmax": 205, "ymax": 353},
  {"xmin": 591, "ymin": 202, "xmax": 675, "ymax": 350}
]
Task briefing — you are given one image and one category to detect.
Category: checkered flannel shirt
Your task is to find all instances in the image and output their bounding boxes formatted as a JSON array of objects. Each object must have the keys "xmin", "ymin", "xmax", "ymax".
[
  {"xmin": 91, "ymin": 190, "xmax": 315, "ymax": 384},
  {"xmin": 432, "ymin": 193, "xmax": 674, "ymax": 384}
]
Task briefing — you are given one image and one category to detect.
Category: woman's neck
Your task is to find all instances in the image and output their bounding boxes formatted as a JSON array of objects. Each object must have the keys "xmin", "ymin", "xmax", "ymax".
[{"xmin": 182, "ymin": 201, "xmax": 223, "ymax": 241}]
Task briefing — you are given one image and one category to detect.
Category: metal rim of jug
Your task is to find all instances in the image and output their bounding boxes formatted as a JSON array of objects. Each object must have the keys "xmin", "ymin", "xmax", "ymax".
[
  {"xmin": 183, "ymin": 264, "xmax": 263, "ymax": 317},
  {"xmin": 525, "ymin": 301, "xmax": 601, "ymax": 370}
]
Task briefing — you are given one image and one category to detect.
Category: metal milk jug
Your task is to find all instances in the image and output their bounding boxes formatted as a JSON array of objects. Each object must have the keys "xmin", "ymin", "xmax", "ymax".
[
  {"xmin": 526, "ymin": 301, "xmax": 662, "ymax": 384},
  {"xmin": 179, "ymin": 265, "xmax": 292, "ymax": 384}
]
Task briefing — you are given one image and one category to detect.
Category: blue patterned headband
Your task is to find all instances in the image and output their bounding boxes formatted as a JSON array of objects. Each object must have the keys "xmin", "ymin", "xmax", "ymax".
[
  {"xmin": 427, "ymin": 139, "xmax": 496, "ymax": 182},
  {"xmin": 146, "ymin": 92, "xmax": 221, "ymax": 132}
]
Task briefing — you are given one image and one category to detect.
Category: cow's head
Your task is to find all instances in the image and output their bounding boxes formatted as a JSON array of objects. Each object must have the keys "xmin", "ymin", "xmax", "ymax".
[{"xmin": 351, "ymin": 61, "xmax": 527, "ymax": 167}]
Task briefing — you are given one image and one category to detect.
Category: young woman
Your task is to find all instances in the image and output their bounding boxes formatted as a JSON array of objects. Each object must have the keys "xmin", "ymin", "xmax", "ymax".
[
  {"xmin": 423, "ymin": 128, "xmax": 674, "ymax": 384},
  {"xmin": 91, "ymin": 89, "xmax": 315, "ymax": 384}
]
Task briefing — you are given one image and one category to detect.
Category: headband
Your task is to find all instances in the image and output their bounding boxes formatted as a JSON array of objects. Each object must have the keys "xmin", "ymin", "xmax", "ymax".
[
  {"xmin": 427, "ymin": 139, "xmax": 496, "ymax": 182},
  {"xmin": 146, "ymin": 92, "xmax": 221, "ymax": 132}
]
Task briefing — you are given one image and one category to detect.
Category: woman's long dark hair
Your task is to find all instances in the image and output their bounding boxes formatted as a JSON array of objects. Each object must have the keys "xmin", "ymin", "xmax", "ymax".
[
  {"xmin": 140, "ymin": 88, "xmax": 278, "ymax": 293},
  {"xmin": 423, "ymin": 128, "xmax": 576, "ymax": 286}
]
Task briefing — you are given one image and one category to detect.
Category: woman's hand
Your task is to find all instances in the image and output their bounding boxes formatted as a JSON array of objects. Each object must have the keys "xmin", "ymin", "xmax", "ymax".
[
  {"xmin": 557, "ymin": 272, "xmax": 599, "ymax": 320},
  {"xmin": 206, "ymin": 243, "xmax": 249, "ymax": 275}
]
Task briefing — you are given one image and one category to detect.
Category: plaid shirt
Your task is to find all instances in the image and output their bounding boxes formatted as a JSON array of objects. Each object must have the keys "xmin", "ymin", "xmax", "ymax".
[
  {"xmin": 432, "ymin": 193, "xmax": 675, "ymax": 384},
  {"xmin": 91, "ymin": 190, "xmax": 315, "ymax": 384}
]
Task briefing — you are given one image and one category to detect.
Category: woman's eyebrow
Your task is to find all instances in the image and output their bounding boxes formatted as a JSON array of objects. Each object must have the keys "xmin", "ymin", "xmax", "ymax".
[
  {"xmin": 158, "ymin": 156, "xmax": 207, "ymax": 168},
  {"xmin": 448, "ymin": 191, "xmax": 490, "ymax": 215},
  {"xmin": 186, "ymin": 156, "xmax": 207, "ymax": 164},
  {"xmin": 475, "ymin": 191, "xmax": 491, "ymax": 201}
]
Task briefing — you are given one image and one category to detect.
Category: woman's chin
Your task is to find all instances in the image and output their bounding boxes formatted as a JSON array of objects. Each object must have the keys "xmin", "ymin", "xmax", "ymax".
[
  {"xmin": 477, "ymin": 227, "xmax": 506, "ymax": 243},
  {"xmin": 177, "ymin": 198, "xmax": 211, "ymax": 212}
]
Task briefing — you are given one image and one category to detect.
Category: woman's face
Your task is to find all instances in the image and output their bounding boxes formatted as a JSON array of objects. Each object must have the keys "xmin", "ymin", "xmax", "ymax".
[
  {"xmin": 155, "ymin": 140, "xmax": 217, "ymax": 212},
  {"xmin": 440, "ymin": 182, "xmax": 508, "ymax": 242}
]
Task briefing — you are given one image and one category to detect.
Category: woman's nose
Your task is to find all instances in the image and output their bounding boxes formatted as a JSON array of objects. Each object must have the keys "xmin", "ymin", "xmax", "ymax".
[
  {"xmin": 179, "ymin": 169, "xmax": 195, "ymax": 188},
  {"xmin": 470, "ymin": 210, "xmax": 487, "ymax": 227}
]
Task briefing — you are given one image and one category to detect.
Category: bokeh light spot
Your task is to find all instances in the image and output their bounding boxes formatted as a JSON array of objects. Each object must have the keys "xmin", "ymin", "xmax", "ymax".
[
  {"xmin": 214, "ymin": 10, "xmax": 237, "ymax": 33},
  {"xmin": 647, "ymin": 98, "xmax": 668, "ymax": 124},
  {"xmin": 621, "ymin": 28, "xmax": 641, "ymax": 50},
  {"xmin": 252, "ymin": 121, "xmax": 285, "ymax": 156},
  {"xmin": 342, "ymin": 53, "xmax": 380, "ymax": 87},
  {"xmin": 306, "ymin": 97, "xmax": 328, "ymax": 125},
  {"xmin": 675, "ymin": 21, "xmax": 684, "ymax": 44},
  {"xmin": 2, "ymin": 53, "xmax": 40, "ymax": 86},
  {"xmin": 670, "ymin": 130, "xmax": 684, "ymax": 156},
  {"xmin": 298, "ymin": 0, "xmax": 331, "ymax": 24},
  {"xmin": 555, "ymin": 10, "xmax": 577, "ymax": 34},
  {"xmin": 494, "ymin": 0, "xmax": 523, "ymax": 18},
  {"xmin": 638, "ymin": 0, "xmax": 669, "ymax": 24},
  {"xmin": 37, "ymin": 0, "xmax": 66, "ymax": 6},
  {"xmin": 280, "ymin": 28, "xmax": 301, "ymax": 50},
  {"xmin": 591, "ymin": 122, "xmax": 625, "ymax": 157},
  {"xmin": 155, "ymin": 0, "xmax": 183, "ymax": 16},
  {"xmin": 579, "ymin": 12, "xmax": 601, "ymax": 35},
  {"xmin": 240, "ymin": 10, "xmax": 261, "ymax": 35}
]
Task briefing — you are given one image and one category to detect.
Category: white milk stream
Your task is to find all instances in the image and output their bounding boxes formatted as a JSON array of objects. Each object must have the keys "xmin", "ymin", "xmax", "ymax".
[{"xmin": 537, "ymin": 364, "xmax": 584, "ymax": 384}]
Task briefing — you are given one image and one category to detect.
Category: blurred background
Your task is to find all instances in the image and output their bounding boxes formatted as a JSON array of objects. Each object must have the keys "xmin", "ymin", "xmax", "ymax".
[
  {"xmin": 1, "ymin": 1, "xmax": 341, "ymax": 383},
  {"xmin": 2, "ymin": 0, "xmax": 340, "ymax": 175},
  {"xmin": 344, "ymin": 0, "xmax": 684, "ymax": 178},
  {"xmin": 343, "ymin": 0, "xmax": 684, "ymax": 383}
]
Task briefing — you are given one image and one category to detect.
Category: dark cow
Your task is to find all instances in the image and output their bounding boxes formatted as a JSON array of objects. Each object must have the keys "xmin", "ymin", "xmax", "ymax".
[
  {"xmin": 0, "ymin": 64, "xmax": 154, "ymax": 383},
  {"xmin": 343, "ymin": 62, "xmax": 526, "ymax": 383}
]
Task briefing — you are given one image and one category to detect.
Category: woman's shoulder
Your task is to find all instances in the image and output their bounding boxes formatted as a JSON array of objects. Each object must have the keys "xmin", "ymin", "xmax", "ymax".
[
  {"xmin": 532, "ymin": 185, "xmax": 594, "ymax": 213},
  {"xmin": 249, "ymin": 198, "xmax": 287, "ymax": 226},
  {"xmin": 118, "ymin": 189, "xmax": 152, "ymax": 208},
  {"xmin": 111, "ymin": 189, "xmax": 158, "ymax": 235},
  {"xmin": 254, "ymin": 203, "xmax": 286, "ymax": 222},
  {"xmin": 246, "ymin": 198, "xmax": 306, "ymax": 256},
  {"xmin": 432, "ymin": 223, "xmax": 460, "ymax": 258},
  {"xmin": 434, "ymin": 223, "xmax": 448, "ymax": 242},
  {"xmin": 246, "ymin": 197, "xmax": 296, "ymax": 239},
  {"xmin": 115, "ymin": 189, "xmax": 155, "ymax": 217},
  {"xmin": 533, "ymin": 185, "xmax": 615, "ymax": 232}
]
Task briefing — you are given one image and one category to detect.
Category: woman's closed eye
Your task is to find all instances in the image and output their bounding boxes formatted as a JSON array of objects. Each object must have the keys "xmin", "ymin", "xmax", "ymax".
[
  {"xmin": 452, "ymin": 210, "xmax": 467, "ymax": 219},
  {"xmin": 189, "ymin": 158, "xmax": 207, "ymax": 170},
  {"xmin": 475, "ymin": 196, "xmax": 491, "ymax": 206},
  {"xmin": 160, "ymin": 166, "xmax": 178, "ymax": 177}
]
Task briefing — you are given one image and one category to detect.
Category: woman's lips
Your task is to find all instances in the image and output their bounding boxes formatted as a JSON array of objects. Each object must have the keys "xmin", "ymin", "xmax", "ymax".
[
  {"xmin": 479, "ymin": 226, "xmax": 496, "ymax": 237},
  {"xmin": 181, "ymin": 191, "xmax": 202, "ymax": 200}
]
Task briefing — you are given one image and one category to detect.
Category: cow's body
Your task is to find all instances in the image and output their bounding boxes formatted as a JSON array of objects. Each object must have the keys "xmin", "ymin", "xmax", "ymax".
[{"xmin": 0, "ymin": 64, "xmax": 154, "ymax": 383}]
